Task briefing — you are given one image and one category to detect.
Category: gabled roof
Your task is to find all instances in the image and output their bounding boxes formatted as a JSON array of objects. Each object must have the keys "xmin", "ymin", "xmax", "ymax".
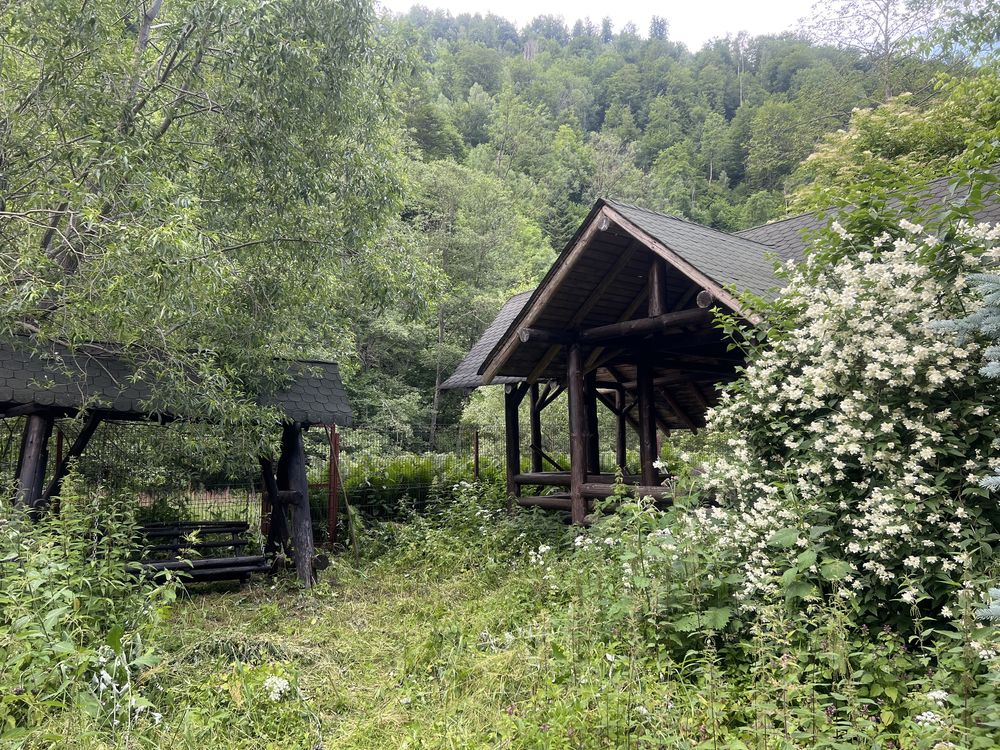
[
  {"xmin": 0, "ymin": 340, "xmax": 352, "ymax": 426},
  {"xmin": 443, "ymin": 172, "xmax": 1000, "ymax": 390},
  {"xmin": 441, "ymin": 291, "xmax": 533, "ymax": 389},
  {"xmin": 605, "ymin": 200, "xmax": 782, "ymax": 298}
]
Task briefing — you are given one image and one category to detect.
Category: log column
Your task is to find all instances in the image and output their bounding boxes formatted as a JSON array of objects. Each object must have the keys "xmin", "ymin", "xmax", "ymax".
[
  {"xmin": 615, "ymin": 390, "xmax": 628, "ymax": 474},
  {"xmin": 504, "ymin": 384, "xmax": 525, "ymax": 511},
  {"xmin": 14, "ymin": 413, "xmax": 54, "ymax": 510},
  {"xmin": 279, "ymin": 423, "xmax": 315, "ymax": 587},
  {"xmin": 584, "ymin": 370, "xmax": 600, "ymax": 475},
  {"xmin": 567, "ymin": 344, "xmax": 587, "ymax": 525},
  {"xmin": 637, "ymin": 360, "xmax": 658, "ymax": 487},
  {"xmin": 529, "ymin": 383, "xmax": 543, "ymax": 473}
]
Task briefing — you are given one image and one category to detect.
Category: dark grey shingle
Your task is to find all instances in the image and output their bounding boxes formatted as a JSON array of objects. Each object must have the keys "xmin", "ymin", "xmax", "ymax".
[
  {"xmin": 604, "ymin": 199, "xmax": 782, "ymax": 298},
  {"xmin": 440, "ymin": 291, "xmax": 533, "ymax": 390},
  {"xmin": 0, "ymin": 341, "xmax": 351, "ymax": 426}
]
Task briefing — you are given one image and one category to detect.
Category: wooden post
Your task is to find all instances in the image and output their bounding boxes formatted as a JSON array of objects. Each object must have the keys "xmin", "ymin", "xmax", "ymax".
[
  {"xmin": 330, "ymin": 426, "xmax": 340, "ymax": 547},
  {"xmin": 648, "ymin": 257, "xmax": 667, "ymax": 318},
  {"xmin": 637, "ymin": 360, "xmax": 658, "ymax": 487},
  {"xmin": 260, "ymin": 457, "xmax": 291, "ymax": 557},
  {"xmin": 43, "ymin": 413, "xmax": 101, "ymax": 504},
  {"xmin": 473, "ymin": 429, "xmax": 480, "ymax": 482},
  {"xmin": 280, "ymin": 423, "xmax": 315, "ymax": 587},
  {"xmin": 585, "ymin": 370, "xmax": 600, "ymax": 475},
  {"xmin": 529, "ymin": 383, "xmax": 543, "ymax": 473},
  {"xmin": 504, "ymin": 384, "xmax": 524, "ymax": 511},
  {"xmin": 615, "ymin": 390, "xmax": 627, "ymax": 473},
  {"xmin": 14, "ymin": 413, "xmax": 54, "ymax": 509},
  {"xmin": 567, "ymin": 344, "xmax": 587, "ymax": 525}
]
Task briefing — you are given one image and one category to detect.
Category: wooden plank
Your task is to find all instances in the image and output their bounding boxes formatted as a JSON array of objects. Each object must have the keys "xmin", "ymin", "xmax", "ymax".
[
  {"xmin": 585, "ymin": 370, "xmax": 600, "ymax": 474},
  {"xmin": 516, "ymin": 495, "xmax": 574, "ymax": 511}
]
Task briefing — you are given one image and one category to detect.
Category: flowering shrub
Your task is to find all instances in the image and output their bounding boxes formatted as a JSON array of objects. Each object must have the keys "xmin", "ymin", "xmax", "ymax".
[{"xmin": 704, "ymin": 215, "xmax": 1000, "ymax": 620}]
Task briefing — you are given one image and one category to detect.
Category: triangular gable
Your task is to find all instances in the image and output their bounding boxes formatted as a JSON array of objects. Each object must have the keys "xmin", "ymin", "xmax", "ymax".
[{"xmin": 479, "ymin": 200, "xmax": 775, "ymax": 385}]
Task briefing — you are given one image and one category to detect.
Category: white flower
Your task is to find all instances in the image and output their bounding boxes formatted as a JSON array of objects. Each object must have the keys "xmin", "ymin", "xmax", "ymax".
[
  {"xmin": 926, "ymin": 689, "xmax": 949, "ymax": 706},
  {"xmin": 941, "ymin": 606, "xmax": 953, "ymax": 619},
  {"xmin": 915, "ymin": 710, "xmax": 943, "ymax": 726},
  {"xmin": 831, "ymin": 221, "xmax": 851, "ymax": 240},
  {"xmin": 263, "ymin": 675, "xmax": 290, "ymax": 702}
]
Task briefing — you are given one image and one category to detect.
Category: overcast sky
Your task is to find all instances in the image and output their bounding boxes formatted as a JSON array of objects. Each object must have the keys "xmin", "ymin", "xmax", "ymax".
[{"xmin": 376, "ymin": 0, "xmax": 818, "ymax": 50}]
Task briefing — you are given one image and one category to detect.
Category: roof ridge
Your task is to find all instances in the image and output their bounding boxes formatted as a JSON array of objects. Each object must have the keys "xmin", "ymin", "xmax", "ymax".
[{"xmin": 604, "ymin": 199, "xmax": 782, "ymax": 252}]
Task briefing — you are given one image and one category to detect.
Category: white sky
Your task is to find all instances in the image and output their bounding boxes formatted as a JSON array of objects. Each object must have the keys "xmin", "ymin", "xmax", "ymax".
[{"xmin": 376, "ymin": 0, "xmax": 817, "ymax": 50}]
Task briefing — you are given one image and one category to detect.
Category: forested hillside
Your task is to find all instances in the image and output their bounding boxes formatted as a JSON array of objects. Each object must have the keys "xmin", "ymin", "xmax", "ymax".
[{"xmin": 346, "ymin": 6, "xmax": 961, "ymax": 443}]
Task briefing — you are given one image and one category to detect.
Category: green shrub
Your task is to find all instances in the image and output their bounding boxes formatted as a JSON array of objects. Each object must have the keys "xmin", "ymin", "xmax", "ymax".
[{"xmin": 0, "ymin": 478, "xmax": 175, "ymax": 743}]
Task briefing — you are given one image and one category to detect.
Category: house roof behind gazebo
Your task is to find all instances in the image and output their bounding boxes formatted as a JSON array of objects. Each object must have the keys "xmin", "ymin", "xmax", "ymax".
[{"xmin": 0, "ymin": 340, "xmax": 352, "ymax": 426}]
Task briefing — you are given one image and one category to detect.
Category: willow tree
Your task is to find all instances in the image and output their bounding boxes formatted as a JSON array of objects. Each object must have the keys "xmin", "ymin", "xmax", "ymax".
[{"xmin": 0, "ymin": 0, "xmax": 403, "ymax": 431}]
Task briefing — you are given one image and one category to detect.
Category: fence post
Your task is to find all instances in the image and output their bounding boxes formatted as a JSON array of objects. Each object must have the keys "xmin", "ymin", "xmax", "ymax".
[
  {"xmin": 473, "ymin": 429, "xmax": 480, "ymax": 482},
  {"xmin": 327, "ymin": 425, "xmax": 340, "ymax": 548}
]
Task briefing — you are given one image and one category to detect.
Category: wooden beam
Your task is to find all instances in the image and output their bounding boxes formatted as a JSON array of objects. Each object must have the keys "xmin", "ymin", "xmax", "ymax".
[
  {"xmin": 580, "ymin": 482, "xmax": 669, "ymax": 500},
  {"xmin": 482, "ymin": 207, "xmax": 611, "ymax": 384},
  {"xmin": 518, "ymin": 327, "xmax": 573, "ymax": 345},
  {"xmin": 14, "ymin": 413, "xmax": 54, "ymax": 510},
  {"xmin": 538, "ymin": 383, "xmax": 565, "ymax": 411},
  {"xmin": 42, "ymin": 413, "xmax": 101, "ymax": 503},
  {"xmin": 514, "ymin": 472, "xmax": 571, "ymax": 487},
  {"xmin": 280, "ymin": 423, "xmax": 315, "ymax": 587},
  {"xmin": 578, "ymin": 308, "xmax": 711, "ymax": 344},
  {"xmin": 602, "ymin": 204, "xmax": 762, "ymax": 324},
  {"xmin": 688, "ymin": 381, "xmax": 710, "ymax": 412},
  {"xmin": 567, "ymin": 344, "xmax": 587, "ymax": 525},
  {"xmin": 583, "ymin": 291, "xmax": 648, "ymax": 371},
  {"xmin": 660, "ymin": 387, "xmax": 698, "ymax": 431}
]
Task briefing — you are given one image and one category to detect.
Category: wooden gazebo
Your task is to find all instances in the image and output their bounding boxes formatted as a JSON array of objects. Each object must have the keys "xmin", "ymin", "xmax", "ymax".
[
  {"xmin": 443, "ymin": 199, "xmax": 784, "ymax": 524},
  {"xmin": 444, "ymin": 176, "xmax": 1000, "ymax": 525},
  {"xmin": 0, "ymin": 339, "xmax": 352, "ymax": 586}
]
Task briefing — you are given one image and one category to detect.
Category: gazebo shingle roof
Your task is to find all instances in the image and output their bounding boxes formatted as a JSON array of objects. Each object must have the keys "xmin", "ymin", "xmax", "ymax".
[{"xmin": 0, "ymin": 340, "xmax": 352, "ymax": 426}]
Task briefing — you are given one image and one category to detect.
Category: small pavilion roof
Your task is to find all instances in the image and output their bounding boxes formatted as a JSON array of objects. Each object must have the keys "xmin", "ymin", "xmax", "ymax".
[{"xmin": 0, "ymin": 339, "xmax": 352, "ymax": 426}]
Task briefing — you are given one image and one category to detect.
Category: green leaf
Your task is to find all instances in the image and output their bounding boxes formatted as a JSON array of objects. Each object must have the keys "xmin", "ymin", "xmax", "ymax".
[
  {"xmin": 820, "ymin": 560, "xmax": 852, "ymax": 581},
  {"xmin": 767, "ymin": 528, "xmax": 799, "ymax": 548}
]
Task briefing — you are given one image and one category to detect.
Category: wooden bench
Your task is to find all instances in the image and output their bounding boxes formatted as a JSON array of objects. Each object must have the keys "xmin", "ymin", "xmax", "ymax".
[{"xmin": 136, "ymin": 521, "xmax": 270, "ymax": 583}]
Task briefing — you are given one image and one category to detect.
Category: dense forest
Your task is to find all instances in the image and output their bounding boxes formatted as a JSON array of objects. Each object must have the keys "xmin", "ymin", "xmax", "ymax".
[{"xmin": 349, "ymin": 5, "xmax": 982, "ymax": 444}]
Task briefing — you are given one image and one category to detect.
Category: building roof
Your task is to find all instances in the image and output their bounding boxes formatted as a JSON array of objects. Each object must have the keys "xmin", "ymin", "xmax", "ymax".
[
  {"xmin": 446, "ymin": 172, "xmax": 1000, "ymax": 391},
  {"xmin": 0, "ymin": 340, "xmax": 352, "ymax": 426},
  {"xmin": 441, "ymin": 291, "xmax": 533, "ymax": 389},
  {"xmin": 605, "ymin": 199, "xmax": 782, "ymax": 298}
]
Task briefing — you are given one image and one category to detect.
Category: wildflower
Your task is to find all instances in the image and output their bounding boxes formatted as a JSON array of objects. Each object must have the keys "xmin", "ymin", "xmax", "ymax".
[
  {"xmin": 263, "ymin": 675, "xmax": 291, "ymax": 702},
  {"xmin": 941, "ymin": 606, "xmax": 953, "ymax": 619},
  {"xmin": 926, "ymin": 689, "xmax": 949, "ymax": 706},
  {"xmin": 915, "ymin": 710, "xmax": 943, "ymax": 726}
]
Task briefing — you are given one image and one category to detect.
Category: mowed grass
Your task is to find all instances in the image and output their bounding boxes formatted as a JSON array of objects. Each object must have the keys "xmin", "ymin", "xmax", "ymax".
[{"xmin": 141, "ymin": 527, "xmax": 558, "ymax": 749}]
